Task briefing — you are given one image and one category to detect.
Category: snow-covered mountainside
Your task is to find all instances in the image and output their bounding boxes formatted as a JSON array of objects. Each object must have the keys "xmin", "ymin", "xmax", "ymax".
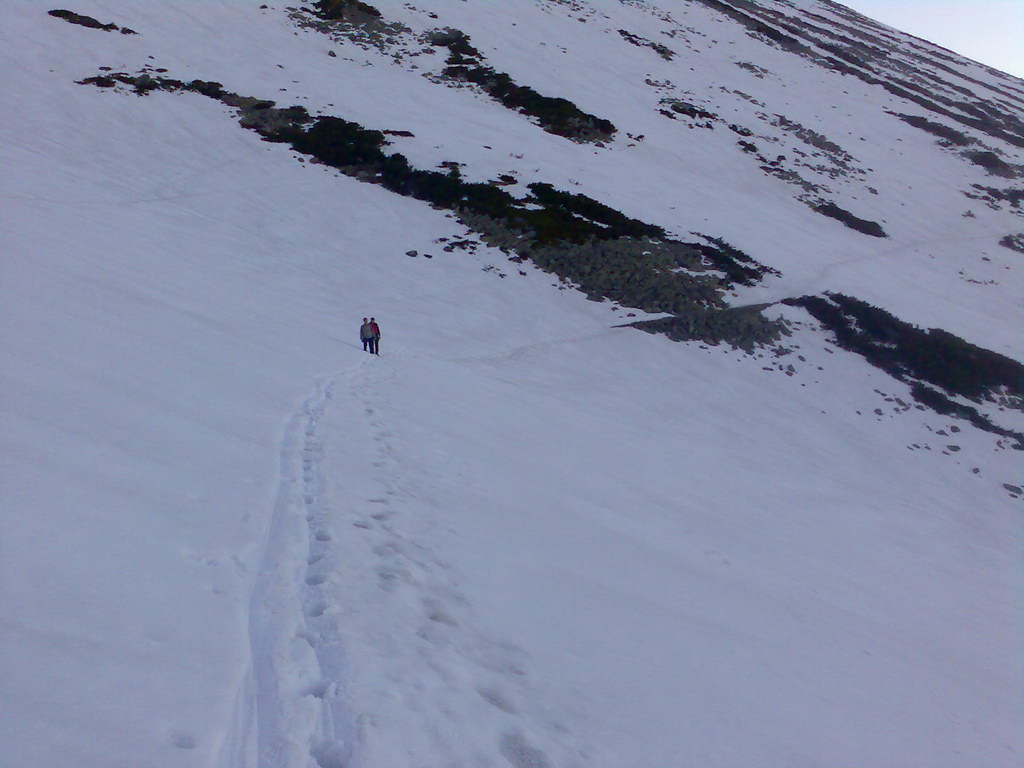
[{"xmin": 3, "ymin": 1, "xmax": 1021, "ymax": 766}]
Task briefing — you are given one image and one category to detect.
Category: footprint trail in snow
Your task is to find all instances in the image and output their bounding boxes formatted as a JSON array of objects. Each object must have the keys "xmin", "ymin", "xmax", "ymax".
[{"xmin": 248, "ymin": 358, "xmax": 589, "ymax": 767}]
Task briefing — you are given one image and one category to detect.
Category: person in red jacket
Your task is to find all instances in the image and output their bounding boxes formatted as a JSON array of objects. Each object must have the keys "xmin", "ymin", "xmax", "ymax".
[{"xmin": 369, "ymin": 317, "xmax": 381, "ymax": 355}]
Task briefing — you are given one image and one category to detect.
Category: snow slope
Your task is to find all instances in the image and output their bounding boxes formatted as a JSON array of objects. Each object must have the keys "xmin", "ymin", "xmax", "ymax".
[{"xmin": 2, "ymin": 1, "xmax": 1021, "ymax": 766}]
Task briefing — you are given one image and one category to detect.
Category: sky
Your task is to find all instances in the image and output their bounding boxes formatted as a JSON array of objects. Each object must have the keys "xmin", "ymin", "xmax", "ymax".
[{"xmin": 842, "ymin": 0, "xmax": 1024, "ymax": 78}]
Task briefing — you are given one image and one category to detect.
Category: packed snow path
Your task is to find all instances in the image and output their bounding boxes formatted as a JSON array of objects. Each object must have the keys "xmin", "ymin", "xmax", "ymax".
[
  {"xmin": 249, "ymin": 353, "xmax": 598, "ymax": 768},
  {"xmin": 247, "ymin": 374, "xmax": 352, "ymax": 768}
]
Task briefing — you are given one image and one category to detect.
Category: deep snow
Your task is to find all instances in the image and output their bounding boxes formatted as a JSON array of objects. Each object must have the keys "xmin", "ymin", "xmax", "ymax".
[{"xmin": 2, "ymin": 1, "xmax": 1021, "ymax": 766}]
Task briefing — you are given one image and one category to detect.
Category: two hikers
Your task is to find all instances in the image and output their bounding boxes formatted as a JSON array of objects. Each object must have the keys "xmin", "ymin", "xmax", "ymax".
[{"xmin": 359, "ymin": 317, "xmax": 381, "ymax": 355}]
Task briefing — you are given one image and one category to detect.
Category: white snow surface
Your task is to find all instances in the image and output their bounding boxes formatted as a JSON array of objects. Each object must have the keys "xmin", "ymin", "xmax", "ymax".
[{"xmin": 2, "ymin": 1, "xmax": 1021, "ymax": 766}]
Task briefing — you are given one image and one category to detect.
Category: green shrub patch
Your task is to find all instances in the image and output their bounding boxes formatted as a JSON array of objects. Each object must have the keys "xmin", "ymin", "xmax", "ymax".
[
  {"xmin": 784, "ymin": 293, "xmax": 1023, "ymax": 445},
  {"xmin": 974, "ymin": 187, "xmax": 1022, "ymax": 208},
  {"xmin": 999, "ymin": 234, "xmax": 1024, "ymax": 253},
  {"xmin": 965, "ymin": 150, "xmax": 1018, "ymax": 178},
  {"xmin": 890, "ymin": 112, "xmax": 975, "ymax": 146},
  {"xmin": 311, "ymin": 0, "xmax": 382, "ymax": 21},
  {"xmin": 617, "ymin": 29, "xmax": 676, "ymax": 61},
  {"xmin": 49, "ymin": 9, "xmax": 136, "ymax": 34},
  {"xmin": 813, "ymin": 201, "xmax": 887, "ymax": 237},
  {"xmin": 428, "ymin": 29, "xmax": 616, "ymax": 143},
  {"xmin": 692, "ymin": 235, "xmax": 781, "ymax": 285}
]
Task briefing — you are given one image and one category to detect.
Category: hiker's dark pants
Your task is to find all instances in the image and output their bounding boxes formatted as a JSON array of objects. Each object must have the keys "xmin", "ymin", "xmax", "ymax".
[{"xmin": 362, "ymin": 338, "xmax": 373, "ymax": 352}]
